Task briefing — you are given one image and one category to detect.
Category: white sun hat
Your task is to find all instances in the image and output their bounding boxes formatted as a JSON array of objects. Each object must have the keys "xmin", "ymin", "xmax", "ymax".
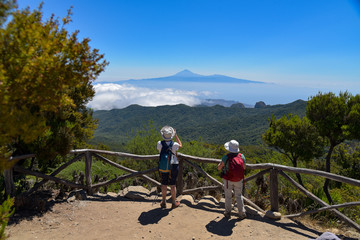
[
  {"xmin": 224, "ymin": 140, "xmax": 239, "ymax": 153},
  {"xmin": 160, "ymin": 126, "xmax": 175, "ymax": 141}
]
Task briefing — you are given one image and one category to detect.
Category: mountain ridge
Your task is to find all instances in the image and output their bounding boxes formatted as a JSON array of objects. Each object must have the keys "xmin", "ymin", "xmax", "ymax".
[{"xmin": 90, "ymin": 99, "xmax": 307, "ymax": 150}]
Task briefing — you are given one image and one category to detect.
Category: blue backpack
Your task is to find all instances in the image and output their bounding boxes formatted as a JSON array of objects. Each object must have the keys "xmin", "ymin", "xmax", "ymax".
[{"xmin": 159, "ymin": 140, "xmax": 174, "ymax": 173}]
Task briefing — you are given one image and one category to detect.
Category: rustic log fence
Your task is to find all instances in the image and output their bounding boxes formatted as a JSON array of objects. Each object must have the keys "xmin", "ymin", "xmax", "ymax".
[{"xmin": 3, "ymin": 149, "xmax": 360, "ymax": 232}]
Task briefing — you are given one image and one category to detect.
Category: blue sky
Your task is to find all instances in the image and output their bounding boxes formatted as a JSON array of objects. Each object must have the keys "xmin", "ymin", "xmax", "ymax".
[{"xmin": 18, "ymin": 0, "xmax": 360, "ymax": 108}]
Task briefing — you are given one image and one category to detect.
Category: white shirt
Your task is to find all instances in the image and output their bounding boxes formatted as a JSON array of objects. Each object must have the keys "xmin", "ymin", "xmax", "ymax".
[{"xmin": 157, "ymin": 140, "xmax": 180, "ymax": 164}]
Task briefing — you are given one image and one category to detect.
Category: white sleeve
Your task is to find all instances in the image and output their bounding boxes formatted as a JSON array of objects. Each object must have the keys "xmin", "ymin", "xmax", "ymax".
[
  {"xmin": 157, "ymin": 141, "xmax": 162, "ymax": 152},
  {"xmin": 172, "ymin": 142, "xmax": 180, "ymax": 152}
]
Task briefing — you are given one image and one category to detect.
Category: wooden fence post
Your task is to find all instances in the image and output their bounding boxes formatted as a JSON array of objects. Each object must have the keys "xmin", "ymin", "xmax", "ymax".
[
  {"xmin": 4, "ymin": 168, "xmax": 15, "ymax": 197},
  {"xmin": 85, "ymin": 151, "xmax": 93, "ymax": 195},
  {"xmin": 177, "ymin": 157, "xmax": 184, "ymax": 195},
  {"xmin": 270, "ymin": 168, "xmax": 279, "ymax": 212}
]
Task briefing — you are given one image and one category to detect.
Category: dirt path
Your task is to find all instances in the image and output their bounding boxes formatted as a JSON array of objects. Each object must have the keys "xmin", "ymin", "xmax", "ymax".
[{"xmin": 7, "ymin": 193, "xmax": 345, "ymax": 240}]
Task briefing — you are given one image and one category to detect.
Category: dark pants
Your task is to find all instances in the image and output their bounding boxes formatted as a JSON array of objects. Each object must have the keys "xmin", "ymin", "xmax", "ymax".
[{"xmin": 160, "ymin": 164, "xmax": 179, "ymax": 185}]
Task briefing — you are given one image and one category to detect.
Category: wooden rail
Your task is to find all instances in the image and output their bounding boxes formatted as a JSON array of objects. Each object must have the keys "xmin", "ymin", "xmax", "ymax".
[{"xmin": 3, "ymin": 149, "xmax": 360, "ymax": 232}]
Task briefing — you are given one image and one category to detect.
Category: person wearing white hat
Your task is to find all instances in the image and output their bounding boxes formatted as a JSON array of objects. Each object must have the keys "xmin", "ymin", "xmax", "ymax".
[
  {"xmin": 218, "ymin": 140, "xmax": 247, "ymax": 220},
  {"xmin": 157, "ymin": 126, "xmax": 182, "ymax": 209}
]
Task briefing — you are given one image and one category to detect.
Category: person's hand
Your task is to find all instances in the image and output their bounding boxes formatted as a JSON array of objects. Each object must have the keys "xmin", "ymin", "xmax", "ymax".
[{"xmin": 174, "ymin": 129, "xmax": 177, "ymax": 135}]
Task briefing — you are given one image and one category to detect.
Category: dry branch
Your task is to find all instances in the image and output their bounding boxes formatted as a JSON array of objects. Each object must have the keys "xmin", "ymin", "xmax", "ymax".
[
  {"xmin": 183, "ymin": 186, "xmax": 222, "ymax": 195},
  {"xmin": 91, "ymin": 167, "xmax": 158, "ymax": 188},
  {"xmin": 93, "ymin": 153, "xmax": 161, "ymax": 186},
  {"xmin": 248, "ymin": 163, "xmax": 360, "ymax": 187},
  {"xmin": 71, "ymin": 149, "xmax": 158, "ymax": 160},
  {"xmin": 13, "ymin": 166, "xmax": 85, "ymax": 189},
  {"xmin": 10, "ymin": 154, "xmax": 36, "ymax": 161},
  {"xmin": 244, "ymin": 169, "xmax": 271, "ymax": 183},
  {"xmin": 285, "ymin": 201, "xmax": 360, "ymax": 219},
  {"xmin": 178, "ymin": 153, "xmax": 220, "ymax": 164}
]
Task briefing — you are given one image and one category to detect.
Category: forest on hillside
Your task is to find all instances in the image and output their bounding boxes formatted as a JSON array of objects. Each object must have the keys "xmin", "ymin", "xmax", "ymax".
[{"xmin": 90, "ymin": 99, "xmax": 307, "ymax": 150}]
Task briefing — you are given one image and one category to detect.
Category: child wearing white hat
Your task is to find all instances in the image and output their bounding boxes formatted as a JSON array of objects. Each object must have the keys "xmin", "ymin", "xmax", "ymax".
[{"xmin": 157, "ymin": 126, "xmax": 182, "ymax": 209}]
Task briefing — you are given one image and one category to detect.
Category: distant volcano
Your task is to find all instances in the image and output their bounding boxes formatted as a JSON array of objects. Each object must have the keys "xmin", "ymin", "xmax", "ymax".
[
  {"xmin": 172, "ymin": 69, "xmax": 204, "ymax": 78},
  {"xmin": 122, "ymin": 70, "xmax": 265, "ymax": 84}
]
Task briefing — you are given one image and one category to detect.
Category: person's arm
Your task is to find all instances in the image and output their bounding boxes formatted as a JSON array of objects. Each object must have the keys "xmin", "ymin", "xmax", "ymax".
[
  {"xmin": 242, "ymin": 154, "xmax": 246, "ymax": 170},
  {"xmin": 217, "ymin": 161, "xmax": 224, "ymax": 171},
  {"xmin": 174, "ymin": 129, "xmax": 182, "ymax": 148},
  {"xmin": 218, "ymin": 155, "xmax": 227, "ymax": 170},
  {"xmin": 157, "ymin": 141, "xmax": 162, "ymax": 152}
]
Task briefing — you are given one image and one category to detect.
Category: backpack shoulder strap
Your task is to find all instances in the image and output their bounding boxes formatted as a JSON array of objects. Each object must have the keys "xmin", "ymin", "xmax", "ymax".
[
  {"xmin": 227, "ymin": 153, "xmax": 236, "ymax": 159},
  {"xmin": 161, "ymin": 140, "xmax": 174, "ymax": 154},
  {"xmin": 168, "ymin": 141, "xmax": 175, "ymax": 155},
  {"xmin": 223, "ymin": 154, "xmax": 230, "ymax": 173},
  {"xmin": 160, "ymin": 141, "xmax": 167, "ymax": 154}
]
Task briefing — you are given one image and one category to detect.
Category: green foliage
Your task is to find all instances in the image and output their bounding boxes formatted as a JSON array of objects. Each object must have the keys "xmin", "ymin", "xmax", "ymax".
[
  {"xmin": 181, "ymin": 139, "xmax": 222, "ymax": 182},
  {"xmin": 344, "ymin": 94, "xmax": 360, "ymax": 140},
  {"xmin": 125, "ymin": 120, "xmax": 160, "ymax": 155},
  {"xmin": 122, "ymin": 120, "xmax": 160, "ymax": 177},
  {"xmin": 181, "ymin": 139, "xmax": 220, "ymax": 158},
  {"xmin": 0, "ymin": 3, "xmax": 108, "ymax": 171},
  {"xmin": 0, "ymin": 0, "xmax": 16, "ymax": 26},
  {"xmin": 306, "ymin": 92, "xmax": 349, "ymax": 145},
  {"xmin": 262, "ymin": 114, "xmax": 324, "ymax": 167},
  {"xmin": 240, "ymin": 144, "xmax": 280, "ymax": 164},
  {"xmin": 56, "ymin": 161, "xmax": 85, "ymax": 181},
  {"xmin": 332, "ymin": 142, "xmax": 360, "ymax": 180},
  {"xmin": 0, "ymin": 196, "xmax": 14, "ymax": 240}
]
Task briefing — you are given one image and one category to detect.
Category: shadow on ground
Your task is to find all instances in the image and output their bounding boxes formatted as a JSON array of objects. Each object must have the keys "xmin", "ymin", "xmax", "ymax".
[
  {"xmin": 138, "ymin": 208, "xmax": 171, "ymax": 225},
  {"xmin": 205, "ymin": 216, "xmax": 237, "ymax": 236}
]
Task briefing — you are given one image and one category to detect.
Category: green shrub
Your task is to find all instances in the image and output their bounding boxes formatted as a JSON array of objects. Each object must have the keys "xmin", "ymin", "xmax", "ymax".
[{"xmin": 0, "ymin": 196, "xmax": 14, "ymax": 240}]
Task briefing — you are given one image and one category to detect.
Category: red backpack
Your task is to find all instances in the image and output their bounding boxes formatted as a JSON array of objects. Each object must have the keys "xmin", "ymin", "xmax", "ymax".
[{"xmin": 222, "ymin": 153, "xmax": 245, "ymax": 182}]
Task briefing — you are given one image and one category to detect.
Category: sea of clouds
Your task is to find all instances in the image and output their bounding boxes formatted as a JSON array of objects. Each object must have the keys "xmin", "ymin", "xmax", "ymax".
[
  {"xmin": 87, "ymin": 83, "xmax": 207, "ymax": 110},
  {"xmin": 87, "ymin": 80, "xmax": 342, "ymax": 110}
]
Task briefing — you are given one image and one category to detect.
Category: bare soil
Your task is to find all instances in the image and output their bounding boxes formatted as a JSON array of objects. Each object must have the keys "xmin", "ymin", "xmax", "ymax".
[{"xmin": 6, "ymin": 193, "xmax": 359, "ymax": 240}]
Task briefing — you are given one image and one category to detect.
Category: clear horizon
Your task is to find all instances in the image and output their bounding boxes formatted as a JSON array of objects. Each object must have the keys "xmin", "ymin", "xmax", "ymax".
[{"xmin": 18, "ymin": 0, "xmax": 360, "ymax": 109}]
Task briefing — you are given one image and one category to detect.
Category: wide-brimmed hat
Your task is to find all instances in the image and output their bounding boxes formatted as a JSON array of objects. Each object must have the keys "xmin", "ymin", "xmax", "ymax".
[
  {"xmin": 224, "ymin": 140, "xmax": 239, "ymax": 153},
  {"xmin": 160, "ymin": 126, "xmax": 175, "ymax": 141}
]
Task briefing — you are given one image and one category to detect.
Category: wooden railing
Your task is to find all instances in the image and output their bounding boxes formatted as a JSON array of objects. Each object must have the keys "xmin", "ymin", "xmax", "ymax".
[{"xmin": 4, "ymin": 149, "xmax": 360, "ymax": 232}]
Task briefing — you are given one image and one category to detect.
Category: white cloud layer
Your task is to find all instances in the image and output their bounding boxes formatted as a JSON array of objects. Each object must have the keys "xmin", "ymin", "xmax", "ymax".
[{"xmin": 87, "ymin": 83, "xmax": 204, "ymax": 110}]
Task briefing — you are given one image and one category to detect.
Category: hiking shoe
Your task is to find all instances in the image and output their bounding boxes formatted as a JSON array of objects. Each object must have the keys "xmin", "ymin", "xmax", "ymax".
[
  {"xmin": 238, "ymin": 212, "xmax": 247, "ymax": 220},
  {"xmin": 160, "ymin": 201, "xmax": 166, "ymax": 209},
  {"xmin": 171, "ymin": 201, "xmax": 180, "ymax": 209},
  {"xmin": 224, "ymin": 212, "xmax": 231, "ymax": 219}
]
